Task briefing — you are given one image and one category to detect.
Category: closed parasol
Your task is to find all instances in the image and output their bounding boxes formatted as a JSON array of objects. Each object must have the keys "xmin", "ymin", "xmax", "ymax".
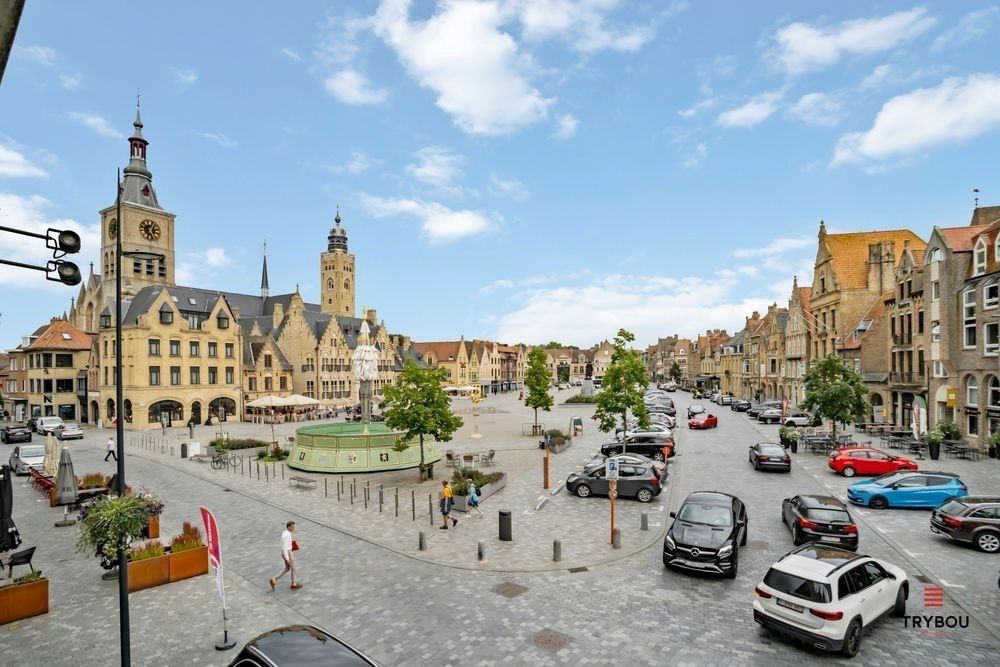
[
  {"xmin": 0, "ymin": 464, "xmax": 22, "ymax": 553},
  {"xmin": 55, "ymin": 447, "xmax": 79, "ymax": 506},
  {"xmin": 43, "ymin": 433, "xmax": 60, "ymax": 478}
]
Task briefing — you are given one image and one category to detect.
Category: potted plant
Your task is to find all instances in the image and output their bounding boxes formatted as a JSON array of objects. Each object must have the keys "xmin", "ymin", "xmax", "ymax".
[
  {"xmin": 134, "ymin": 490, "xmax": 164, "ymax": 539},
  {"xmin": 0, "ymin": 570, "xmax": 49, "ymax": 625},
  {"xmin": 988, "ymin": 430, "xmax": 1000, "ymax": 459},
  {"xmin": 784, "ymin": 428, "xmax": 800, "ymax": 454},
  {"xmin": 77, "ymin": 493, "xmax": 151, "ymax": 574},
  {"xmin": 450, "ymin": 470, "xmax": 507, "ymax": 512},
  {"xmin": 935, "ymin": 419, "xmax": 961, "ymax": 441},
  {"xmin": 778, "ymin": 426, "xmax": 793, "ymax": 447},
  {"xmin": 924, "ymin": 427, "xmax": 944, "ymax": 461},
  {"xmin": 126, "ymin": 540, "xmax": 170, "ymax": 592},
  {"xmin": 168, "ymin": 521, "xmax": 209, "ymax": 582}
]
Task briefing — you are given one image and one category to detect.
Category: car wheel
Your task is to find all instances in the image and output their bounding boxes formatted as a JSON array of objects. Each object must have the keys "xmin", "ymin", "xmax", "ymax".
[
  {"xmin": 724, "ymin": 549, "xmax": 738, "ymax": 579},
  {"xmin": 652, "ymin": 451, "xmax": 665, "ymax": 462},
  {"xmin": 840, "ymin": 619, "xmax": 863, "ymax": 658},
  {"xmin": 869, "ymin": 495, "xmax": 889, "ymax": 510},
  {"xmin": 607, "ymin": 448, "xmax": 621, "ymax": 456},
  {"xmin": 893, "ymin": 584, "xmax": 908, "ymax": 617},
  {"xmin": 792, "ymin": 527, "xmax": 803, "ymax": 545},
  {"xmin": 753, "ymin": 460, "xmax": 759, "ymax": 471},
  {"xmin": 575, "ymin": 484, "xmax": 592, "ymax": 498},
  {"xmin": 974, "ymin": 530, "xmax": 1000, "ymax": 553},
  {"xmin": 740, "ymin": 523, "xmax": 748, "ymax": 546},
  {"xmin": 636, "ymin": 488, "xmax": 653, "ymax": 503},
  {"xmin": 842, "ymin": 466, "xmax": 856, "ymax": 478}
]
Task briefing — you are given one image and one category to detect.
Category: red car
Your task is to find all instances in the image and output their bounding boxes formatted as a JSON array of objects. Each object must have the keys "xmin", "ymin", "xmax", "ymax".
[
  {"xmin": 688, "ymin": 413, "xmax": 718, "ymax": 429},
  {"xmin": 828, "ymin": 447, "xmax": 918, "ymax": 478}
]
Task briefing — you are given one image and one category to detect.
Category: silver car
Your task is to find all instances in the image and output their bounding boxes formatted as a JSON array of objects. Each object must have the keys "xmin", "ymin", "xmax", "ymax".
[
  {"xmin": 55, "ymin": 422, "xmax": 84, "ymax": 440},
  {"xmin": 9, "ymin": 444, "xmax": 46, "ymax": 475}
]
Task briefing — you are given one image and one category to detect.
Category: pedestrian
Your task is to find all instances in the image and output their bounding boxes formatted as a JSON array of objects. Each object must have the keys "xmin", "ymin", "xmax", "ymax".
[
  {"xmin": 104, "ymin": 436, "xmax": 117, "ymax": 462},
  {"xmin": 269, "ymin": 520, "xmax": 302, "ymax": 591},
  {"xmin": 439, "ymin": 480, "xmax": 457, "ymax": 529},
  {"xmin": 466, "ymin": 478, "xmax": 484, "ymax": 518},
  {"xmin": 519, "ymin": 390, "xmax": 524, "ymax": 401}
]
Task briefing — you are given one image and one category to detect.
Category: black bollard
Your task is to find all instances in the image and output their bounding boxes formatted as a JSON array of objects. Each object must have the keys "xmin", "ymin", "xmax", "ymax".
[
  {"xmin": 499, "ymin": 509, "xmax": 512, "ymax": 541},
  {"xmin": 412, "ymin": 490, "xmax": 416, "ymax": 521}
]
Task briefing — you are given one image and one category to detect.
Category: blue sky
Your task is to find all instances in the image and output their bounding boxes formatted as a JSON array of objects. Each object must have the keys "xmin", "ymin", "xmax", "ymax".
[{"xmin": 2, "ymin": 2, "xmax": 1000, "ymax": 350}]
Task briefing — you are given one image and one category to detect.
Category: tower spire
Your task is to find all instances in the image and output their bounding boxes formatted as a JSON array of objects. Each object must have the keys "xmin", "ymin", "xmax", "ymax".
[
  {"xmin": 261, "ymin": 241, "xmax": 270, "ymax": 299},
  {"xmin": 119, "ymin": 101, "xmax": 162, "ymax": 209}
]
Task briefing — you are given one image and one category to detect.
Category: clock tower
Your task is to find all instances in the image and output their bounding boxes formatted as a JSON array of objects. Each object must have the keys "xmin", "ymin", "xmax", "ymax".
[
  {"xmin": 320, "ymin": 209, "xmax": 356, "ymax": 316},
  {"xmin": 98, "ymin": 104, "xmax": 176, "ymax": 294}
]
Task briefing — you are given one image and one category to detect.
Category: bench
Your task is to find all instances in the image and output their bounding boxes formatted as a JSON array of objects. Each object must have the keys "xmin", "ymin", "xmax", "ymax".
[{"xmin": 288, "ymin": 476, "xmax": 317, "ymax": 490}]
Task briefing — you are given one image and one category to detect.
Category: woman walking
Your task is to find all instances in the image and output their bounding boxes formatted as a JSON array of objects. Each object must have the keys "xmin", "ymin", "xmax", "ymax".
[
  {"xmin": 439, "ymin": 480, "xmax": 457, "ymax": 529},
  {"xmin": 467, "ymin": 478, "xmax": 484, "ymax": 518}
]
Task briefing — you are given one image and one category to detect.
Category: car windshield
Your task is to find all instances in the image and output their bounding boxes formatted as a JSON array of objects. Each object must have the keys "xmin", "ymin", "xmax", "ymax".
[
  {"xmin": 935, "ymin": 499, "xmax": 968, "ymax": 515},
  {"xmin": 62, "ymin": 423, "xmax": 79, "ymax": 428},
  {"xmin": 872, "ymin": 472, "xmax": 906, "ymax": 486},
  {"xmin": 20, "ymin": 446, "xmax": 45, "ymax": 458},
  {"xmin": 677, "ymin": 502, "xmax": 732, "ymax": 526},
  {"xmin": 804, "ymin": 508, "xmax": 851, "ymax": 523},
  {"xmin": 759, "ymin": 445, "xmax": 786, "ymax": 456},
  {"xmin": 763, "ymin": 568, "xmax": 832, "ymax": 603}
]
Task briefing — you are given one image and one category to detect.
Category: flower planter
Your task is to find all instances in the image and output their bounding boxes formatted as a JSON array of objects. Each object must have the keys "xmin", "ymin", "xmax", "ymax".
[
  {"xmin": 127, "ymin": 553, "xmax": 170, "ymax": 593},
  {"xmin": 142, "ymin": 514, "xmax": 160, "ymax": 539},
  {"xmin": 547, "ymin": 438, "xmax": 572, "ymax": 455},
  {"xmin": 451, "ymin": 473, "xmax": 508, "ymax": 513},
  {"xmin": 0, "ymin": 578, "xmax": 49, "ymax": 625},
  {"xmin": 168, "ymin": 545, "xmax": 208, "ymax": 582}
]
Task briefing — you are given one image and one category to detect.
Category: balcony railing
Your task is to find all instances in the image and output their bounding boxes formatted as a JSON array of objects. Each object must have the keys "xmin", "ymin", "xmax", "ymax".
[{"xmin": 889, "ymin": 371, "xmax": 921, "ymax": 384}]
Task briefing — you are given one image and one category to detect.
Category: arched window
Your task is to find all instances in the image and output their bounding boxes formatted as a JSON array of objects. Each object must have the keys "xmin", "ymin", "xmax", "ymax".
[
  {"xmin": 974, "ymin": 238, "xmax": 987, "ymax": 276},
  {"xmin": 990, "ymin": 377, "xmax": 1000, "ymax": 408},
  {"xmin": 995, "ymin": 235, "xmax": 1000, "ymax": 261},
  {"xmin": 927, "ymin": 247, "xmax": 942, "ymax": 263},
  {"xmin": 967, "ymin": 376, "xmax": 979, "ymax": 405}
]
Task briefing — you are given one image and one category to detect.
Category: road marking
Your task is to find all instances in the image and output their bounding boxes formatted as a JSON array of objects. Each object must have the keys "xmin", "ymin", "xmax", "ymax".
[
  {"xmin": 939, "ymin": 580, "xmax": 966, "ymax": 589},
  {"xmin": 903, "ymin": 550, "xmax": 923, "ymax": 557}
]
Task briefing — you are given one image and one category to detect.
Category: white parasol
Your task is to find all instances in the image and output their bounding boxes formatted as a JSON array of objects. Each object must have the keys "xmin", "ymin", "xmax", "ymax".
[{"xmin": 43, "ymin": 433, "xmax": 60, "ymax": 478}]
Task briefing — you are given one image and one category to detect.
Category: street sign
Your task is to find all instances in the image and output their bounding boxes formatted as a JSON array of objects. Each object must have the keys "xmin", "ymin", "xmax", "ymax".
[{"xmin": 606, "ymin": 457, "xmax": 620, "ymax": 481}]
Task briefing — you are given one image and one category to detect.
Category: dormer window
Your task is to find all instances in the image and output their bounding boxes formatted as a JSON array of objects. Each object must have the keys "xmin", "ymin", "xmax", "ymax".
[
  {"xmin": 159, "ymin": 304, "xmax": 174, "ymax": 325},
  {"xmin": 974, "ymin": 238, "xmax": 987, "ymax": 276},
  {"xmin": 100, "ymin": 314, "xmax": 111, "ymax": 328},
  {"xmin": 928, "ymin": 247, "xmax": 942, "ymax": 263},
  {"xmin": 217, "ymin": 314, "xmax": 230, "ymax": 329}
]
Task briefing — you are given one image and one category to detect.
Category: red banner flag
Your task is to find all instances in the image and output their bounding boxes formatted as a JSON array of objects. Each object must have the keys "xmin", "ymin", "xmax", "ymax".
[{"xmin": 200, "ymin": 506, "xmax": 226, "ymax": 607}]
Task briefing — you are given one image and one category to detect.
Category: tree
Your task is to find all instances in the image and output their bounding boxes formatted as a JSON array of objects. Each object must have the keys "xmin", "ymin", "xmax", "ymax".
[
  {"xmin": 800, "ymin": 354, "xmax": 867, "ymax": 444},
  {"xmin": 383, "ymin": 360, "xmax": 463, "ymax": 480},
  {"xmin": 668, "ymin": 362, "xmax": 682, "ymax": 382},
  {"xmin": 524, "ymin": 347, "xmax": 553, "ymax": 432},
  {"xmin": 594, "ymin": 329, "xmax": 649, "ymax": 451},
  {"xmin": 543, "ymin": 341, "xmax": 568, "ymax": 349}
]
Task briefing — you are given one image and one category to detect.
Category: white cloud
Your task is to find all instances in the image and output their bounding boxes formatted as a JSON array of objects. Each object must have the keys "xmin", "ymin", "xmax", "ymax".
[
  {"xmin": 281, "ymin": 47, "xmax": 303, "ymax": 61},
  {"xmin": 488, "ymin": 174, "xmax": 529, "ymax": 201},
  {"xmin": 479, "ymin": 278, "xmax": 514, "ymax": 293},
  {"xmin": 324, "ymin": 68, "xmax": 389, "ymax": 105},
  {"xmin": 406, "ymin": 146, "xmax": 464, "ymax": 192},
  {"xmin": 67, "ymin": 112, "xmax": 123, "ymax": 139},
  {"xmin": 678, "ymin": 97, "xmax": 718, "ymax": 118},
  {"xmin": 858, "ymin": 63, "xmax": 942, "ymax": 91},
  {"xmin": 14, "ymin": 45, "xmax": 57, "ymax": 66},
  {"xmin": 198, "ymin": 132, "xmax": 238, "ymax": 148},
  {"xmin": 732, "ymin": 236, "xmax": 813, "ymax": 258},
  {"xmin": 682, "ymin": 143, "xmax": 707, "ymax": 169},
  {"xmin": 716, "ymin": 90, "xmax": 783, "ymax": 128},
  {"xmin": 0, "ymin": 141, "xmax": 48, "ymax": 178},
  {"xmin": 330, "ymin": 149, "xmax": 379, "ymax": 174},
  {"xmin": 771, "ymin": 8, "xmax": 935, "ymax": 74},
  {"xmin": 932, "ymin": 7, "xmax": 998, "ymax": 51},
  {"xmin": 373, "ymin": 0, "xmax": 554, "ymax": 135},
  {"xmin": 58, "ymin": 73, "xmax": 82, "ymax": 90},
  {"xmin": 0, "ymin": 193, "xmax": 99, "ymax": 289},
  {"xmin": 788, "ymin": 92, "xmax": 843, "ymax": 126},
  {"xmin": 509, "ymin": 0, "xmax": 658, "ymax": 53},
  {"xmin": 553, "ymin": 114, "xmax": 578, "ymax": 139},
  {"xmin": 176, "ymin": 247, "xmax": 233, "ymax": 284},
  {"xmin": 859, "ymin": 64, "xmax": 894, "ymax": 91},
  {"xmin": 833, "ymin": 74, "xmax": 1000, "ymax": 166},
  {"xmin": 359, "ymin": 193, "xmax": 493, "ymax": 243},
  {"xmin": 203, "ymin": 248, "xmax": 232, "ymax": 268},
  {"xmin": 171, "ymin": 67, "xmax": 199, "ymax": 86}
]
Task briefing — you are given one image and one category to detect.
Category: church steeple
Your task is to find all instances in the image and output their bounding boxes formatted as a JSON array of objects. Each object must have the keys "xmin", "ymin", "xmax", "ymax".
[
  {"xmin": 327, "ymin": 208, "xmax": 349, "ymax": 252},
  {"xmin": 261, "ymin": 242, "xmax": 270, "ymax": 300},
  {"xmin": 119, "ymin": 100, "xmax": 162, "ymax": 210}
]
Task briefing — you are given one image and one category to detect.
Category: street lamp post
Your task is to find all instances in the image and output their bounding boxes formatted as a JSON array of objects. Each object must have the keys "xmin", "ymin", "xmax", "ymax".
[{"xmin": 113, "ymin": 169, "xmax": 164, "ymax": 667}]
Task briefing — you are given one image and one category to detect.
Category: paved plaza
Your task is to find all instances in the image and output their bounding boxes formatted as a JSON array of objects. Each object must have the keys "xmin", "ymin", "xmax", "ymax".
[{"xmin": 2, "ymin": 390, "xmax": 999, "ymax": 665}]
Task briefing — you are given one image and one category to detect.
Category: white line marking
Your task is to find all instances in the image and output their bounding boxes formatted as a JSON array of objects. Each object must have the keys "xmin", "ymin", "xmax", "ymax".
[
  {"xmin": 903, "ymin": 550, "xmax": 923, "ymax": 557},
  {"xmin": 939, "ymin": 580, "xmax": 966, "ymax": 589}
]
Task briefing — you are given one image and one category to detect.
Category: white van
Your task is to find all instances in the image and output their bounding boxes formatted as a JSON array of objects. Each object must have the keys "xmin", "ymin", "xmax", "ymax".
[{"xmin": 36, "ymin": 416, "xmax": 65, "ymax": 434}]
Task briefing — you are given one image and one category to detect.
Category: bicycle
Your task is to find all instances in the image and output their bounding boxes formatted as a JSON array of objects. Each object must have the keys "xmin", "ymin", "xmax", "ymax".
[{"xmin": 211, "ymin": 450, "xmax": 242, "ymax": 471}]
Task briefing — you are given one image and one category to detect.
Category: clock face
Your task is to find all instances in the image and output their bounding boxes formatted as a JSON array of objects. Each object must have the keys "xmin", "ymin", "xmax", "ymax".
[
  {"xmin": 139, "ymin": 219, "xmax": 161, "ymax": 241},
  {"xmin": 108, "ymin": 218, "xmax": 118, "ymax": 240}
]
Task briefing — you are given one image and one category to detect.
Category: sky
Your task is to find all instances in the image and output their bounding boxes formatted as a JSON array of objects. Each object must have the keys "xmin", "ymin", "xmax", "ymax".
[{"xmin": 2, "ymin": 1, "xmax": 1000, "ymax": 351}]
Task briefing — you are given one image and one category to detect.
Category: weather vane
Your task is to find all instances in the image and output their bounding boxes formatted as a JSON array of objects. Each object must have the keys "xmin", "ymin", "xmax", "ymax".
[{"xmin": 974, "ymin": 188, "xmax": 980, "ymax": 208}]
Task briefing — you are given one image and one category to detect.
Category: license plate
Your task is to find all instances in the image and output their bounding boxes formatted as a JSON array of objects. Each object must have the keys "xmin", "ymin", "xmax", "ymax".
[
  {"xmin": 820, "ymin": 536, "xmax": 841, "ymax": 543},
  {"xmin": 777, "ymin": 598, "xmax": 804, "ymax": 613},
  {"xmin": 681, "ymin": 560, "xmax": 709, "ymax": 569}
]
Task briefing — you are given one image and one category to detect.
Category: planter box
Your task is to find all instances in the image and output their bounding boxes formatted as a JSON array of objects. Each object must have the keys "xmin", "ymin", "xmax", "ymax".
[
  {"xmin": 547, "ymin": 439, "xmax": 572, "ymax": 455},
  {"xmin": 169, "ymin": 545, "xmax": 208, "ymax": 583},
  {"xmin": 452, "ymin": 473, "xmax": 508, "ymax": 513},
  {"xmin": 127, "ymin": 553, "xmax": 170, "ymax": 593},
  {"xmin": 0, "ymin": 578, "xmax": 49, "ymax": 625},
  {"xmin": 142, "ymin": 514, "xmax": 160, "ymax": 539}
]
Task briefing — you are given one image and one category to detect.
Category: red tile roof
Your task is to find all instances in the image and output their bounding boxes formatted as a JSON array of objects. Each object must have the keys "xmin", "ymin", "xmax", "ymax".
[
  {"xmin": 938, "ymin": 226, "xmax": 981, "ymax": 252},
  {"xmin": 824, "ymin": 230, "xmax": 926, "ymax": 290},
  {"xmin": 26, "ymin": 320, "xmax": 92, "ymax": 350}
]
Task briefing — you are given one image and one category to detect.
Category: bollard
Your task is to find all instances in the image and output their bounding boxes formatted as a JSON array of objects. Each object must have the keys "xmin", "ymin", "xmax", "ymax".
[
  {"xmin": 325, "ymin": 479, "xmax": 328, "ymax": 498},
  {"xmin": 281, "ymin": 464, "xmax": 285, "ymax": 480},
  {"xmin": 256, "ymin": 461, "xmax": 260, "ymax": 479},
  {"xmin": 379, "ymin": 488, "xmax": 383, "ymax": 513},
  {"xmin": 265, "ymin": 465, "xmax": 269, "ymax": 482},
  {"xmin": 418, "ymin": 531, "xmax": 427, "ymax": 551},
  {"xmin": 612, "ymin": 528, "xmax": 622, "ymax": 549},
  {"xmin": 553, "ymin": 540, "xmax": 562, "ymax": 562},
  {"xmin": 241, "ymin": 458, "xmax": 244, "ymax": 476},
  {"xmin": 641, "ymin": 512, "xmax": 649, "ymax": 531},
  {"xmin": 477, "ymin": 541, "xmax": 486, "ymax": 561},
  {"xmin": 428, "ymin": 494, "xmax": 433, "ymax": 526},
  {"xmin": 395, "ymin": 488, "xmax": 399, "ymax": 517},
  {"xmin": 364, "ymin": 488, "xmax": 368, "ymax": 509},
  {"xmin": 170, "ymin": 446, "xmax": 174, "ymax": 457},
  {"xmin": 499, "ymin": 509, "xmax": 512, "ymax": 541},
  {"xmin": 350, "ymin": 482, "xmax": 355, "ymax": 505},
  {"xmin": 411, "ymin": 490, "xmax": 416, "ymax": 521},
  {"xmin": 337, "ymin": 479, "xmax": 341, "ymax": 501}
]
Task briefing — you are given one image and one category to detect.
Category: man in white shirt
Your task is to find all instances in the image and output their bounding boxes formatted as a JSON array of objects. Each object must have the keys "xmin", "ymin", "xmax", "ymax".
[
  {"xmin": 268, "ymin": 521, "xmax": 301, "ymax": 590},
  {"xmin": 104, "ymin": 436, "xmax": 117, "ymax": 462}
]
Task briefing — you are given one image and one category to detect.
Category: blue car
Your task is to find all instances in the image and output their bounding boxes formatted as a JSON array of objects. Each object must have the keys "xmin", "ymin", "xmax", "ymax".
[{"xmin": 847, "ymin": 471, "xmax": 968, "ymax": 509}]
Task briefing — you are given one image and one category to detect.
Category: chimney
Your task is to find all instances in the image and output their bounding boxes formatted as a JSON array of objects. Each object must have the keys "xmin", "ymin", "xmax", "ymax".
[
  {"xmin": 971, "ymin": 205, "xmax": 1000, "ymax": 227},
  {"xmin": 272, "ymin": 302, "xmax": 284, "ymax": 329},
  {"xmin": 365, "ymin": 308, "xmax": 377, "ymax": 325}
]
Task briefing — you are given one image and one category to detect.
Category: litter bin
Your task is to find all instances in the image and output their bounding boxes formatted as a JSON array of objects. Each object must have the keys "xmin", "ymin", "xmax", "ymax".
[
  {"xmin": 499, "ymin": 509, "xmax": 512, "ymax": 542},
  {"xmin": 181, "ymin": 443, "xmax": 188, "ymax": 459}
]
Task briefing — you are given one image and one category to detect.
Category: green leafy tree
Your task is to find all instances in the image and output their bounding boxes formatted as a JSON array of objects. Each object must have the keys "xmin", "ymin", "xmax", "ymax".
[
  {"xmin": 668, "ymin": 362, "xmax": 682, "ymax": 382},
  {"xmin": 383, "ymin": 361, "xmax": 463, "ymax": 479},
  {"xmin": 801, "ymin": 354, "xmax": 867, "ymax": 444},
  {"xmin": 594, "ymin": 329, "xmax": 650, "ymax": 451},
  {"xmin": 524, "ymin": 347, "xmax": 554, "ymax": 431},
  {"xmin": 544, "ymin": 341, "xmax": 568, "ymax": 349}
]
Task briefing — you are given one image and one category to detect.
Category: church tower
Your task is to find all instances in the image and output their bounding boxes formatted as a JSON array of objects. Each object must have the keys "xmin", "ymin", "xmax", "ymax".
[
  {"xmin": 98, "ymin": 103, "xmax": 177, "ymax": 294},
  {"xmin": 320, "ymin": 209, "xmax": 356, "ymax": 316}
]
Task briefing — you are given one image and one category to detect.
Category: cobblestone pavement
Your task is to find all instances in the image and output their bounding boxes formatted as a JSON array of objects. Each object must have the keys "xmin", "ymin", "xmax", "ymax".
[{"xmin": 1, "ymin": 390, "xmax": 997, "ymax": 665}]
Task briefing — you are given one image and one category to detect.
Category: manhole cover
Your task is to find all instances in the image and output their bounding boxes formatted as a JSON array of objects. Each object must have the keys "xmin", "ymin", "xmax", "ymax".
[
  {"xmin": 493, "ymin": 582, "xmax": 528, "ymax": 598},
  {"xmin": 568, "ymin": 567, "xmax": 588, "ymax": 573},
  {"xmin": 749, "ymin": 541, "xmax": 769, "ymax": 549},
  {"xmin": 914, "ymin": 574, "xmax": 931, "ymax": 583},
  {"xmin": 532, "ymin": 629, "xmax": 570, "ymax": 651}
]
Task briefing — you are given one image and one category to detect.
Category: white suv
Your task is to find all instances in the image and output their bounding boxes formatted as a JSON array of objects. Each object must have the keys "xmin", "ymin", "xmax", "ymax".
[
  {"xmin": 35, "ymin": 416, "xmax": 64, "ymax": 434},
  {"xmin": 752, "ymin": 544, "xmax": 908, "ymax": 657}
]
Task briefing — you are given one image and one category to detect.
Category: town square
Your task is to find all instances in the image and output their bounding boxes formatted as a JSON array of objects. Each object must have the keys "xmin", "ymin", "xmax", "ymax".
[{"xmin": 1, "ymin": 2, "xmax": 999, "ymax": 666}]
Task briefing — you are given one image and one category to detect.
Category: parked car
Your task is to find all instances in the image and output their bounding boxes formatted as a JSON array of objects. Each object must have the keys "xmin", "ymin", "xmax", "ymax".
[
  {"xmin": 566, "ymin": 461, "xmax": 663, "ymax": 503},
  {"xmin": 584, "ymin": 453, "xmax": 669, "ymax": 482},
  {"xmin": 782, "ymin": 495, "xmax": 859, "ymax": 550},
  {"xmin": 600, "ymin": 434, "xmax": 675, "ymax": 461},
  {"xmin": 54, "ymin": 422, "xmax": 84, "ymax": 440},
  {"xmin": 227, "ymin": 624, "xmax": 379, "ymax": 667},
  {"xmin": 616, "ymin": 423, "xmax": 670, "ymax": 438},
  {"xmin": 752, "ymin": 544, "xmax": 908, "ymax": 657},
  {"xmin": 783, "ymin": 410, "xmax": 816, "ymax": 427},
  {"xmin": 665, "ymin": 383, "xmax": 677, "ymax": 392},
  {"xmin": 929, "ymin": 496, "xmax": 1000, "ymax": 553},
  {"xmin": 757, "ymin": 408, "xmax": 784, "ymax": 424},
  {"xmin": 719, "ymin": 395, "xmax": 732, "ymax": 406},
  {"xmin": 847, "ymin": 471, "xmax": 968, "ymax": 509},
  {"xmin": 748, "ymin": 401, "xmax": 782, "ymax": 418},
  {"xmin": 828, "ymin": 447, "xmax": 918, "ymax": 478},
  {"xmin": 730, "ymin": 399, "xmax": 751, "ymax": 412},
  {"xmin": 648, "ymin": 405, "xmax": 677, "ymax": 417},
  {"xmin": 8, "ymin": 444, "xmax": 46, "ymax": 475},
  {"xmin": 687, "ymin": 404, "xmax": 706, "ymax": 419},
  {"xmin": 688, "ymin": 414, "xmax": 718, "ymax": 429},
  {"xmin": 663, "ymin": 491, "xmax": 748, "ymax": 578},
  {"xmin": 749, "ymin": 442, "xmax": 791, "ymax": 472},
  {"xmin": 1, "ymin": 423, "xmax": 32, "ymax": 444},
  {"xmin": 35, "ymin": 416, "xmax": 64, "ymax": 434},
  {"xmin": 647, "ymin": 413, "xmax": 676, "ymax": 428}
]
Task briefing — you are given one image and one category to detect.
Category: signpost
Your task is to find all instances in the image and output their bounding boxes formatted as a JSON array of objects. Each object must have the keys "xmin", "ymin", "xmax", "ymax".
[
  {"xmin": 200, "ymin": 507, "xmax": 235, "ymax": 651},
  {"xmin": 606, "ymin": 458, "xmax": 619, "ymax": 544}
]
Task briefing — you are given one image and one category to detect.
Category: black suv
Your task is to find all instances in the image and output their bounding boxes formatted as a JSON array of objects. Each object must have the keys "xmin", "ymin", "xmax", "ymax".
[
  {"xmin": 1, "ymin": 424, "xmax": 32, "ymax": 444},
  {"xmin": 600, "ymin": 434, "xmax": 674, "ymax": 461},
  {"xmin": 930, "ymin": 496, "xmax": 1000, "ymax": 553},
  {"xmin": 730, "ymin": 399, "xmax": 751, "ymax": 412},
  {"xmin": 228, "ymin": 624, "xmax": 378, "ymax": 666},
  {"xmin": 664, "ymin": 491, "xmax": 748, "ymax": 578}
]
